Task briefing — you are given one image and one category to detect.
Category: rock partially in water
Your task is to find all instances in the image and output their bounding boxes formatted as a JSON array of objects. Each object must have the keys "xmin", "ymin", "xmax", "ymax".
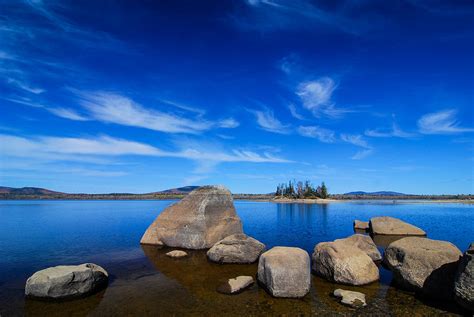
[
  {"xmin": 335, "ymin": 234, "xmax": 382, "ymax": 262},
  {"xmin": 216, "ymin": 276, "xmax": 254, "ymax": 294},
  {"xmin": 166, "ymin": 250, "xmax": 188, "ymax": 258},
  {"xmin": 384, "ymin": 237, "xmax": 462, "ymax": 299},
  {"xmin": 207, "ymin": 234, "xmax": 265, "ymax": 264},
  {"xmin": 353, "ymin": 220, "xmax": 369, "ymax": 231},
  {"xmin": 258, "ymin": 247, "xmax": 311, "ymax": 298},
  {"xmin": 25, "ymin": 263, "xmax": 108, "ymax": 300},
  {"xmin": 333, "ymin": 289, "xmax": 367, "ymax": 308},
  {"xmin": 140, "ymin": 185, "xmax": 243, "ymax": 249},
  {"xmin": 369, "ymin": 216, "xmax": 425, "ymax": 236},
  {"xmin": 454, "ymin": 243, "xmax": 474, "ymax": 312},
  {"xmin": 312, "ymin": 240, "xmax": 379, "ymax": 285}
]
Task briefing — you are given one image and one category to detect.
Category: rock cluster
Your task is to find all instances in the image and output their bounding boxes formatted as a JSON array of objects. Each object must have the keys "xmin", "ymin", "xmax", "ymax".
[
  {"xmin": 25, "ymin": 263, "xmax": 108, "ymax": 300},
  {"xmin": 140, "ymin": 185, "xmax": 243, "ymax": 249}
]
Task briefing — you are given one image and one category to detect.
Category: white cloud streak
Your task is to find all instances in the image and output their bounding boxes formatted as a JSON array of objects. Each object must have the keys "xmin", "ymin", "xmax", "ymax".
[
  {"xmin": 365, "ymin": 122, "xmax": 416, "ymax": 138},
  {"xmin": 340, "ymin": 133, "xmax": 374, "ymax": 160},
  {"xmin": 249, "ymin": 108, "xmax": 290, "ymax": 134},
  {"xmin": 296, "ymin": 77, "xmax": 348, "ymax": 118},
  {"xmin": 0, "ymin": 134, "xmax": 292, "ymax": 164},
  {"xmin": 297, "ymin": 126, "xmax": 335, "ymax": 143},
  {"xmin": 417, "ymin": 109, "xmax": 474, "ymax": 135}
]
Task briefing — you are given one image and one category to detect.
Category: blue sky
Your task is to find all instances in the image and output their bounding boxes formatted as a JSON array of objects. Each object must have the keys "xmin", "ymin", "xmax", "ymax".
[{"xmin": 0, "ymin": 0, "xmax": 473, "ymax": 194}]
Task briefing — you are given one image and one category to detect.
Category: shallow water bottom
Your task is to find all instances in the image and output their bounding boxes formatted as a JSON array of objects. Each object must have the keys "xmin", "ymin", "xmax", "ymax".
[{"xmin": 2, "ymin": 246, "xmax": 467, "ymax": 317}]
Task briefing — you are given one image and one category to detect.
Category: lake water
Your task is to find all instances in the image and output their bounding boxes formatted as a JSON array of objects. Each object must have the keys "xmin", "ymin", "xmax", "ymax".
[{"xmin": 0, "ymin": 200, "xmax": 472, "ymax": 316}]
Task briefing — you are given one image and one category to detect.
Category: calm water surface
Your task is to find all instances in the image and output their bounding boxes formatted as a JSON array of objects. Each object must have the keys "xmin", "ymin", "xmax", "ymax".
[{"xmin": 0, "ymin": 200, "xmax": 472, "ymax": 316}]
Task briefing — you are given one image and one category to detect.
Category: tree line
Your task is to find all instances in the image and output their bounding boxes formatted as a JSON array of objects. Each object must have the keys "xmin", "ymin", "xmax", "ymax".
[{"xmin": 275, "ymin": 180, "xmax": 328, "ymax": 199}]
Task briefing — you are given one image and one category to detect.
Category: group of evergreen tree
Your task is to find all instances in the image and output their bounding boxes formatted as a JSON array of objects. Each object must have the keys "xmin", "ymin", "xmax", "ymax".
[{"xmin": 275, "ymin": 180, "xmax": 328, "ymax": 199}]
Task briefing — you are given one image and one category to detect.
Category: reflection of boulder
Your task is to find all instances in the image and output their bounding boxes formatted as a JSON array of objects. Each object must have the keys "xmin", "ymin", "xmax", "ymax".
[
  {"xmin": 454, "ymin": 243, "xmax": 474, "ymax": 311},
  {"xmin": 141, "ymin": 186, "xmax": 243, "ymax": 249},
  {"xmin": 207, "ymin": 234, "xmax": 265, "ymax": 264},
  {"xmin": 25, "ymin": 289, "xmax": 105, "ymax": 316},
  {"xmin": 141, "ymin": 244, "xmax": 318, "ymax": 315},
  {"xmin": 384, "ymin": 237, "xmax": 462, "ymax": 299},
  {"xmin": 369, "ymin": 216, "xmax": 425, "ymax": 236},
  {"xmin": 141, "ymin": 245, "xmax": 256, "ymax": 298},
  {"xmin": 311, "ymin": 275, "xmax": 380, "ymax": 313}
]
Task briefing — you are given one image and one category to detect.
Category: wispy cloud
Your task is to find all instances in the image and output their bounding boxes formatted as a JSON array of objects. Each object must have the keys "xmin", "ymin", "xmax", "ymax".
[
  {"xmin": 6, "ymin": 78, "xmax": 45, "ymax": 94},
  {"xmin": 248, "ymin": 107, "xmax": 290, "ymax": 134},
  {"xmin": 418, "ymin": 109, "xmax": 474, "ymax": 135},
  {"xmin": 296, "ymin": 77, "xmax": 348, "ymax": 118},
  {"xmin": 46, "ymin": 107, "xmax": 89, "ymax": 121},
  {"xmin": 76, "ymin": 91, "xmax": 238, "ymax": 134},
  {"xmin": 288, "ymin": 103, "xmax": 305, "ymax": 120},
  {"xmin": 365, "ymin": 122, "xmax": 416, "ymax": 138},
  {"xmin": 340, "ymin": 133, "xmax": 374, "ymax": 160},
  {"xmin": 297, "ymin": 126, "xmax": 336, "ymax": 143},
  {"xmin": 235, "ymin": 0, "xmax": 363, "ymax": 34},
  {"xmin": 351, "ymin": 149, "xmax": 373, "ymax": 160},
  {"xmin": 218, "ymin": 118, "xmax": 240, "ymax": 128},
  {"xmin": 0, "ymin": 133, "xmax": 292, "ymax": 164}
]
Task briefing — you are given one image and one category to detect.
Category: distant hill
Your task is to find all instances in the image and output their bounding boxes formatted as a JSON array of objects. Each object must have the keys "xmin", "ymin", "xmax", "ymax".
[
  {"xmin": 344, "ymin": 191, "xmax": 407, "ymax": 196},
  {"xmin": 0, "ymin": 186, "xmax": 65, "ymax": 195},
  {"xmin": 152, "ymin": 186, "xmax": 200, "ymax": 194}
]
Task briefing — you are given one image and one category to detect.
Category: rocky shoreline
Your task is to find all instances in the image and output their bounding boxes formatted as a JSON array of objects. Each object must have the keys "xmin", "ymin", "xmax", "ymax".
[{"xmin": 24, "ymin": 185, "xmax": 473, "ymax": 314}]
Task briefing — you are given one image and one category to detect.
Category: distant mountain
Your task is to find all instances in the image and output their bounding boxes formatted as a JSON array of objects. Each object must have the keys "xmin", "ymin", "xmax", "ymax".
[
  {"xmin": 0, "ymin": 186, "xmax": 65, "ymax": 195},
  {"xmin": 344, "ymin": 191, "xmax": 407, "ymax": 196},
  {"xmin": 152, "ymin": 186, "xmax": 201, "ymax": 195}
]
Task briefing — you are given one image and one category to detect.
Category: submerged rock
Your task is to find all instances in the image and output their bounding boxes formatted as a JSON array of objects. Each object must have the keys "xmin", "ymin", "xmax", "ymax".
[
  {"xmin": 217, "ymin": 276, "xmax": 254, "ymax": 294},
  {"xmin": 369, "ymin": 216, "xmax": 425, "ymax": 236},
  {"xmin": 312, "ymin": 240, "xmax": 379, "ymax": 285},
  {"xmin": 333, "ymin": 289, "xmax": 367, "ymax": 308},
  {"xmin": 140, "ymin": 185, "xmax": 243, "ymax": 249},
  {"xmin": 335, "ymin": 234, "xmax": 382, "ymax": 262},
  {"xmin": 207, "ymin": 234, "xmax": 265, "ymax": 264},
  {"xmin": 258, "ymin": 247, "xmax": 311, "ymax": 298},
  {"xmin": 25, "ymin": 263, "xmax": 108, "ymax": 300},
  {"xmin": 166, "ymin": 250, "xmax": 188, "ymax": 258},
  {"xmin": 384, "ymin": 237, "xmax": 462, "ymax": 299},
  {"xmin": 353, "ymin": 220, "xmax": 369, "ymax": 231},
  {"xmin": 454, "ymin": 243, "xmax": 474, "ymax": 311}
]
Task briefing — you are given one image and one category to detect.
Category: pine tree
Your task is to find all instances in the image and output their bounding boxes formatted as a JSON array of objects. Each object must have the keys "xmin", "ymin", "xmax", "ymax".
[{"xmin": 320, "ymin": 182, "xmax": 328, "ymax": 199}]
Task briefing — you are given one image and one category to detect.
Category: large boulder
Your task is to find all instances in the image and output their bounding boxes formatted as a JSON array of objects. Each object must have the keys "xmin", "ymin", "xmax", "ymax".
[
  {"xmin": 207, "ymin": 234, "xmax": 265, "ymax": 264},
  {"xmin": 312, "ymin": 240, "xmax": 379, "ymax": 285},
  {"xmin": 384, "ymin": 237, "xmax": 462, "ymax": 299},
  {"xmin": 369, "ymin": 216, "xmax": 425, "ymax": 236},
  {"xmin": 25, "ymin": 263, "xmax": 108, "ymax": 299},
  {"xmin": 334, "ymin": 234, "xmax": 382, "ymax": 262},
  {"xmin": 140, "ymin": 185, "xmax": 243, "ymax": 249},
  {"xmin": 454, "ymin": 243, "xmax": 474, "ymax": 311},
  {"xmin": 257, "ymin": 247, "xmax": 310, "ymax": 298}
]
